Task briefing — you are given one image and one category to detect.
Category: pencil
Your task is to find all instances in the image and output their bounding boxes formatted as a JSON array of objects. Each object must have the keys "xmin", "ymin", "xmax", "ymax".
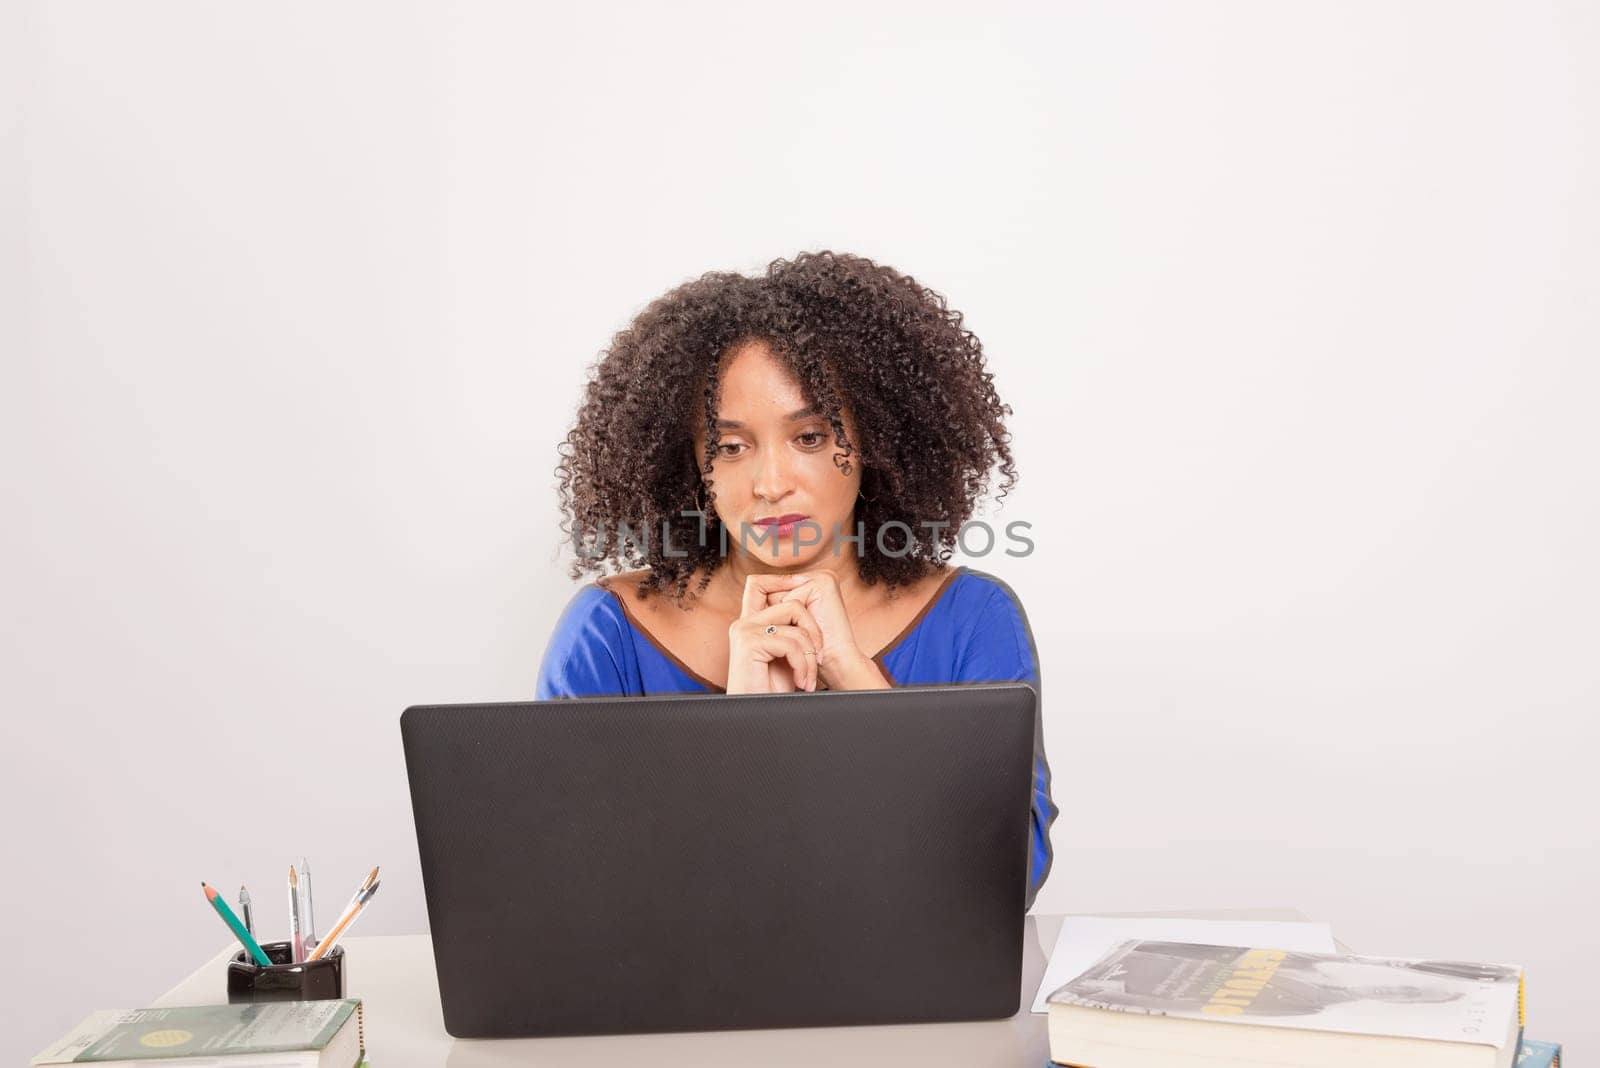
[
  {"xmin": 203, "ymin": 882, "xmax": 272, "ymax": 966},
  {"xmin": 306, "ymin": 868, "xmax": 379, "ymax": 961},
  {"xmin": 238, "ymin": 885, "xmax": 255, "ymax": 944},
  {"xmin": 288, "ymin": 865, "xmax": 304, "ymax": 963},
  {"xmin": 298, "ymin": 857, "xmax": 317, "ymax": 952},
  {"xmin": 310, "ymin": 879, "xmax": 377, "ymax": 960}
]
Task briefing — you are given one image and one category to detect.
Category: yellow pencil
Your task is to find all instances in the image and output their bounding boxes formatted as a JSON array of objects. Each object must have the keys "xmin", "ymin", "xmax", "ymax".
[{"xmin": 306, "ymin": 867, "xmax": 379, "ymax": 961}]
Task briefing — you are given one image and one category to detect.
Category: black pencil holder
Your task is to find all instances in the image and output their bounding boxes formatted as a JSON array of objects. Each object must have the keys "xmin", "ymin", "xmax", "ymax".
[{"xmin": 226, "ymin": 940, "xmax": 347, "ymax": 1003}]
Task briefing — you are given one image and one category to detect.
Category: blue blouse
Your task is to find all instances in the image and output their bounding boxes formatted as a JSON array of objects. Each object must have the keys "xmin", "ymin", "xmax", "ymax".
[{"xmin": 535, "ymin": 565, "xmax": 1058, "ymax": 909}]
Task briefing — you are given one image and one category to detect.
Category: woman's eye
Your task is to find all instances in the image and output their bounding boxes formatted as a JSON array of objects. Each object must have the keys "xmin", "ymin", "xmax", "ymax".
[{"xmin": 716, "ymin": 433, "xmax": 823, "ymax": 456}]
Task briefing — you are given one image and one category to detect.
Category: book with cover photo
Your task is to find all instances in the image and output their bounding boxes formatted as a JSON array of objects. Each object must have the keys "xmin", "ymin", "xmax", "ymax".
[{"xmin": 1046, "ymin": 940, "xmax": 1524, "ymax": 1068}]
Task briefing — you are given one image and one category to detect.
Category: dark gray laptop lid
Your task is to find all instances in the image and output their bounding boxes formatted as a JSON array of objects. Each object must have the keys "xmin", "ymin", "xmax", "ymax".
[{"xmin": 401, "ymin": 682, "xmax": 1038, "ymax": 1038}]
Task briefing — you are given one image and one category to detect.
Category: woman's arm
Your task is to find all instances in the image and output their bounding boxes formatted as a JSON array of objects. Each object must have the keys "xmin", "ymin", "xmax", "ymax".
[{"xmin": 955, "ymin": 580, "xmax": 1059, "ymax": 910}]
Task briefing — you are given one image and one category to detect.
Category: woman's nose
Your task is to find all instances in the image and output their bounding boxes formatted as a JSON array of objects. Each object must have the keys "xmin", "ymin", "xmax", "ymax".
[{"xmin": 752, "ymin": 445, "xmax": 797, "ymax": 503}]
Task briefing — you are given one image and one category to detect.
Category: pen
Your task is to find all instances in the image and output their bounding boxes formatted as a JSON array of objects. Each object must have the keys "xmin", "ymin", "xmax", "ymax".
[
  {"xmin": 203, "ymin": 882, "xmax": 272, "ymax": 967},
  {"xmin": 238, "ymin": 885, "xmax": 255, "ymax": 946},
  {"xmin": 288, "ymin": 865, "xmax": 304, "ymax": 963},
  {"xmin": 298, "ymin": 857, "xmax": 317, "ymax": 953},
  {"xmin": 306, "ymin": 867, "xmax": 379, "ymax": 962}
]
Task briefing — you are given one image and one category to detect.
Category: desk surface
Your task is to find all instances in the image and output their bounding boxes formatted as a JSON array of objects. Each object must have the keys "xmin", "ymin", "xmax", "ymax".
[{"xmin": 155, "ymin": 909, "xmax": 1319, "ymax": 1068}]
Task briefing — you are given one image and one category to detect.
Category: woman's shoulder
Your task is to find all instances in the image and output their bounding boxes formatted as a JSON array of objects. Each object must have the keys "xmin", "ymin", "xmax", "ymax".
[
  {"xmin": 947, "ymin": 565, "xmax": 1031, "ymax": 618},
  {"xmin": 594, "ymin": 568, "xmax": 649, "ymax": 593},
  {"xmin": 590, "ymin": 569, "xmax": 686, "ymax": 627},
  {"xmin": 558, "ymin": 568, "xmax": 702, "ymax": 642},
  {"xmin": 943, "ymin": 565, "xmax": 1040, "ymax": 683},
  {"xmin": 537, "ymin": 576, "xmax": 639, "ymax": 699},
  {"xmin": 551, "ymin": 575, "xmax": 633, "ymax": 640}
]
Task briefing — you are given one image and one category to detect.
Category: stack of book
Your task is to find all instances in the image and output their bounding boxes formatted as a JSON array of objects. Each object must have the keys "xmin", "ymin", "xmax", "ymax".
[{"xmin": 1043, "ymin": 940, "xmax": 1560, "ymax": 1068}]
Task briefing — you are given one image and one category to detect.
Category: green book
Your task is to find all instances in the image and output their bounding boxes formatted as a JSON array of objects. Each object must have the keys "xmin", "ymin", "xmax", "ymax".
[{"xmin": 31, "ymin": 999, "xmax": 363, "ymax": 1067}]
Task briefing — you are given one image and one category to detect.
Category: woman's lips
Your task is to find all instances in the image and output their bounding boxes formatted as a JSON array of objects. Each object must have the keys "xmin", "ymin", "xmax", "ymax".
[{"xmin": 754, "ymin": 514, "xmax": 808, "ymax": 535}]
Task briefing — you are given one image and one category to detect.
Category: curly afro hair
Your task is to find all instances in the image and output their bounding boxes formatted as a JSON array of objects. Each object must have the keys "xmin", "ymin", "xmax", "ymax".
[{"xmin": 554, "ymin": 250, "xmax": 1018, "ymax": 604}]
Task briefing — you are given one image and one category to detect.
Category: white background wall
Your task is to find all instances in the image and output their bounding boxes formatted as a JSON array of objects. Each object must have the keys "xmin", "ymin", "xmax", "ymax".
[{"xmin": 5, "ymin": 1, "xmax": 1596, "ymax": 1062}]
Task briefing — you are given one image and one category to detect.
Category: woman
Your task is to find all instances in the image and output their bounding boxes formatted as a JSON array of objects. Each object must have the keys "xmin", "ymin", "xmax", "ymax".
[{"xmin": 536, "ymin": 251, "xmax": 1057, "ymax": 907}]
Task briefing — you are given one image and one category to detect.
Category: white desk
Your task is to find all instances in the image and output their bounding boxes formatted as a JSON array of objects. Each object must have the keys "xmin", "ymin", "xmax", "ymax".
[{"xmin": 155, "ymin": 909, "xmax": 1321, "ymax": 1067}]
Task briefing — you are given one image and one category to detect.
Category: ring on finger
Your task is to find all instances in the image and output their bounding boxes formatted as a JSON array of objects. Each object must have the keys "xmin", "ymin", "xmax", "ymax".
[{"xmin": 765, "ymin": 624, "xmax": 777, "ymax": 635}]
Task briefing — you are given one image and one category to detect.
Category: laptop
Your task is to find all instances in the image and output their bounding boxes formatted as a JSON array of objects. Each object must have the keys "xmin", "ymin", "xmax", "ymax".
[{"xmin": 400, "ymin": 681, "xmax": 1038, "ymax": 1038}]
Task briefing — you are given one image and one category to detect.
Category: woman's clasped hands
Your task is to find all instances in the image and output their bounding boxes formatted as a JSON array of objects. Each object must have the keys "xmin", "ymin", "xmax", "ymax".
[{"xmin": 724, "ymin": 572, "xmax": 866, "ymax": 695}]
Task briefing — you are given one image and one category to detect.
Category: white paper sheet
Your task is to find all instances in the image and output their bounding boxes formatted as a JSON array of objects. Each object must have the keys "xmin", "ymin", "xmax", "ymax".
[{"xmin": 1030, "ymin": 916, "xmax": 1339, "ymax": 1013}]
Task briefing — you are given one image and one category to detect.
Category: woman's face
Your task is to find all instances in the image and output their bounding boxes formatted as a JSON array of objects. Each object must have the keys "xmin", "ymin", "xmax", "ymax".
[{"xmin": 691, "ymin": 339, "xmax": 863, "ymax": 565}]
